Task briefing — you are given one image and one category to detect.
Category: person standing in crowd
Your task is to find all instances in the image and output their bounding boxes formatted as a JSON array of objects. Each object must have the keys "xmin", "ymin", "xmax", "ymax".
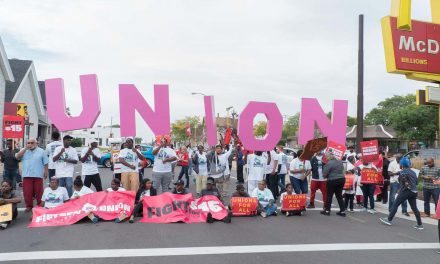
[
  {"xmin": 359, "ymin": 160, "xmax": 378, "ymax": 214},
  {"xmin": 276, "ymin": 146, "xmax": 288, "ymax": 194},
  {"xmin": 135, "ymin": 145, "xmax": 145, "ymax": 184},
  {"xmin": 177, "ymin": 146, "xmax": 190, "ymax": 188},
  {"xmin": 433, "ymin": 178, "xmax": 440, "ymax": 254},
  {"xmin": 71, "ymin": 176, "xmax": 98, "ymax": 223},
  {"xmin": 45, "ymin": 131, "xmax": 62, "ymax": 181},
  {"xmin": 0, "ymin": 139, "xmax": 20, "ymax": 189},
  {"xmin": 192, "ymin": 145, "xmax": 209, "ymax": 197},
  {"xmin": 246, "ymin": 151, "xmax": 267, "ymax": 193},
  {"xmin": 208, "ymin": 144, "xmax": 232, "ymax": 198},
  {"xmin": 187, "ymin": 144, "xmax": 194, "ymax": 178},
  {"xmin": 152, "ymin": 136, "xmax": 177, "ymax": 193},
  {"xmin": 223, "ymin": 144, "xmax": 234, "ymax": 197},
  {"xmin": 321, "ymin": 152, "xmax": 346, "ymax": 216},
  {"xmin": 388, "ymin": 154, "xmax": 409, "ymax": 216},
  {"xmin": 0, "ymin": 179, "xmax": 21, "ymax": 229},
  {"xmin": 172, "ymin": 179, "xmax": 189, "ymax": 194},
  {"xmin": 377, "ymin": 151, "xmax": 390, "ymax": 204},
  {"xmin": 263, "ymin": 148, "xmax": 279, "ymax": 199},
  {"xmin": 129, "ymin": 178, "xmax": 157, "ymax": 223},
  {"xmin": 251, "ymin": 180, "xmax": 277, "ymax": 218},
  {"xmin": 52, "ymin": 135, "xmax": 79, "ymax": 197},
  {"xmin": 346, "ymin": 146, "xmax": 356, "ymax": 160},
  {"xmin": 419, "ymin": 158, "xmax": 440, "ymax": 218},
  {"xmin": 380, "ymin": 158, "xmax": 423, "ymax": 230},
  {"xmin": 15, "ymin": 138, "xmax": 48, "ymax": 211},
  {"xmin": 107, "ymin": 178, "xmax": 126, "ymax": 192},
  {"xmin": 80, "ymin": 139, "xmax": 102, "ymax": 192},
  {"xmin": 41, "ymin": 177, "xmax": 70, "ymax": 209},
  {"xmin": 344, "ymin": 156, "xmax": 358, "ymax": 212},
  {"xmin": 308, "ymin": 151, "xmax": 326, "ymax": 209},
  {"xmin": 119, "ymin": 138, "xmax": 144, "ymax": 192},
  {"xmin": 235, "ymin": 144, "xmax": 245, "ymax": 184},
  {"xmin": 289, "ymin": 150, "xmax": 311, "ymax": 194}
]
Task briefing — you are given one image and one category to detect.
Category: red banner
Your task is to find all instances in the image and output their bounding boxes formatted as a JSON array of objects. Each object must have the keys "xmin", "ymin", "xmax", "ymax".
[
  {"xmin": 436, "ymin": 198, "xmax": 440, "ymax": 219},
  {"xmin": 140, "ymin": 193, "xmax": 228, "ymax": 223},
  {"xmin": 343, "ymin": 173, "xmax": 355, "ymax": 191},
  {"xmin": 29, "ymin": 191, "xmax": 135, "ymax": 228},
  {"xmin": 230, "ymin": 197, "xmax": 258, "ymax": 216},
  {"xmin": 281, "ymin": 194, "xmax": 307, "ymax": 211},
  {"xmin": 3, "ymin": 115, "xmax": 25, "ymax": 139},
  {"xmin": 360, "ymin": 140, "xmax": 379, "ymax": 163},
  {"xmin": 360, "ymin": 168, "xmax": 383, "ymax": 185},
  {"xmin": 323, "ymin": 141, "xmax": 346, "ymax": 163}
]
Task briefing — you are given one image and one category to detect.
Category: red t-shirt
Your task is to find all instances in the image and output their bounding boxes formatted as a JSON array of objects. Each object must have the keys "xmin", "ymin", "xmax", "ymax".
[{"xmin": 179, "ymin": 153, "xmax": 189, "ymax": 166}]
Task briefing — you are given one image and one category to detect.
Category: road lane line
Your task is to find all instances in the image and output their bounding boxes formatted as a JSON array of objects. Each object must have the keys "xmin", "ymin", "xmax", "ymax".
[{"xmin": 0, "ymin": 243, "xmax": 438, "ymax": 262}]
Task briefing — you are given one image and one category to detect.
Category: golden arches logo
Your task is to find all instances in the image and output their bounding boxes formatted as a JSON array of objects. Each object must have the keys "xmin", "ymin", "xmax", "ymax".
[{"xmin": 391, "ymin": 0, "xmax": 440, "ymax": 30}]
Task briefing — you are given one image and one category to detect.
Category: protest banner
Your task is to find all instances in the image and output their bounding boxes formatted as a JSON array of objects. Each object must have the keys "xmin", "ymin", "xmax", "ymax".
[
  {"xmin": 0, "ymin": 204, "xmax": 13, "ymax": 222},
  {"xmin": 322, "ymin": 141, "xmax": 346, "ymax": 163},
  {"xmin": 140, "ymin": 193, "xmax": 228, "ymax": 223},
  {"xmin": 3, "ymin": 115, "xmax": 25, "ymax": 139},
  {"xmin": 230, "ymin": 197, "xmax": 258, "ymax": 216},
  {"xmin": 360, "ymin": 168, "xmax": 384, "ymax": 185},
  {"xmin": 281, "ymin": 194, "xmax": 307, "ymax": 211},
  {"xmin": 343, "ymin": 173, "xmax": 355, "ymax": 191},
  {"xmin": 360, "ymin": 140, "xmax": 379, "ymax": 163},
  {"xmin": 29, "ymin": 191, "xmax": 135, "ymax": 228},
  {"xmin": 300, "ymin": 137, "xmax": 327, "ymax": 161},
  {"xmin": 436, "ymin": 199, "xmax": 440, "ymax": 219}
]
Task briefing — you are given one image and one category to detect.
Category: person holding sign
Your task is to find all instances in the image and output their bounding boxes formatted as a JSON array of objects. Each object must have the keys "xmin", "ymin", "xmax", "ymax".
[
  {"xmin": 343, "ymin": 156, "xmax": 358, "ymax": 212},
  {"xmin": 192, "ymin": 145, "xmax": 210, "ymax": 197},
  {"xmin": 52, "ymin": 135, "xmax": 79, "ymax": 197},
  {"xmin": 41, "ymin": 177, "xmax": 70, "ymax": 209},
  {"xmin": 118, "ymin": 138, "xmax": 145, "ymax": 192},
  {"xmin": 71, "ymin": 176, "xmax": 98, "ymax": 224},
  {"xmin": 0, "ymin": 179, "xmax": 21, "ymax": 229},
  {"xmin": 152, "ymin": 136, "xmax": 177, "ymax": 193},
  {"xmin": 380, "ymin": 158, "xmax": 423, "ymax": 230},
  {"xmin": 289, "ymin": 150, "xmax": 311, "ymax": 195},
  {"xmin": 251, "ymin": 180, "xmax": 277, "ymax": 218},
  {"xmin": 0, "ymin": 139, "xmax": 20, "ymax": 190},
  {"xmin": 359, "ymin": 161, "xmax": 379, "ymax": 214},
  {"xmin": 246, "ymin": 151, "xmax": 267, "ymax": 194},
  {"xmin": 321, "ymin": 152, "xmax": 346, "ymax": 217},
  {"xmin": 80, "ymin": 139, "xmax": 103, "ymax": 192},
  {"xmin": 309, "ymin": 151, "xmax": 326, "ymax": 209},
  {"xmin": 280, "ymin": 183, "xmax": 305, "ymax": 216},
  {"xmin": 129, "ymin": 178, "xmax": 157, "ymax": 223}
]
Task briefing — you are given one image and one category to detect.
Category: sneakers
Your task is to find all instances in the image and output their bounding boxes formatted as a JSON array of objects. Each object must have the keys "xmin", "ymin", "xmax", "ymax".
[
  {"xmin": 361, "ymin": 208, "xmax": 368, "ymax": 212},
  {"xmin": 92, "ymin": 217, "xmax": 99, "ymax": 224},
  {"xmin": 380, "ymin": 217, "xmax": 392, "ymax": 226},
  {"xmin": 336, "ymin": 211, "xmax": 346, "ymax": 217},
  {"xmin": 285, "ymin": 211, "xmax": 290, "ymax": 217},
  {"xmin": 436, "ymin": 249, "xmax": 440, "ymax": 254},
  {"xmin": 413, "ymin": 225, "xmax": 424, "ymax": 230},
  {"xmin": 368, "ymin": 209, "xmax": 377, "ymax": 214},
  {"xmin": 320, "ymin": 210, "xmax": 330, "ymax": 216},
  {"xmin": 306, "ymin": 204, "xmax": 315, "ymax": 209},
  {"xmin": 272, "ymin": 211, "xmax": 278, "ymax": 216},
  {"xmin": 206, "ymin": 212, "xmax": 214, "ymax": 223},
  {"xmin": 260, "ymin": 212, "xmax": 267, "ymax": 218},
  {"xmin": 0, "ymin": 223, "xmax": 8, "ymax": 229},
  {"xmin": 222, "ymin": 212, "xmax": 232, "ymax": 223},
  {"xmin": 402, "ymin": 212, "xmax": 410, "ymax": 217}
]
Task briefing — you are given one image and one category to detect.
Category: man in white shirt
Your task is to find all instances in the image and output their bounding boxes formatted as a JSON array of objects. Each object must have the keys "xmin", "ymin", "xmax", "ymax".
[
  {"xmin": 289, "ymin": 150, "xmax": 311, "ymax": 194},
  {"xmin": 247, "ymin": 151, "xmax": 267, "ymax": 193},
  {"xmin": 208, "ymin": 144, "xmax": 232, "ymax": 198},
  {"xmin": 264, "ymin": 149, "xmax": 279, "ymax": 198},
  {"xmin": 152, "ymin": 136, "xmax": 177, "ymax": 193},
  {"xmin": 41, "ymin": 177, "xmax": 70, "ymax": 209},
  {"xmin": 308, "ymin": 151, "xmax": 327, "ymax": 208},
  {"xmin": 276, "ymin": 146, "xmax": 289, "ymax": 193},
  {"xmin": 45, "ymin": 131, "xmax": 62, "ymax": 181},
  {"xmin": 53, "ymin": 135, "xmax": 79, "ymax": 197},
  {"xmin": 119, "ymin": 138, "xmax": 145, "ymax": 192},
  {"xmin": 80, "ymin": 139, "xmax": 102, "ymax": 191},
  {"xmin": 388, "ymin": 154, "xmax": 408, "ymax": 215}
]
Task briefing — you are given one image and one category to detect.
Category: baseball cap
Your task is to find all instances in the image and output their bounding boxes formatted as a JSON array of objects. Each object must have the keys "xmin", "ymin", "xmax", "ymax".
[
  {"xmin": 63, "ymin": 135, "xmax": 73, "ymax": 140},
  {"xmin": 174, "ymin": 180, "xmax": 185, "ymax": 185},
  {"xmin": 90, "ymin": 139, "xmax": 99, "ymax": 144},
  {"xmin": 207, "ymin": 178, "xmax": 215, "ymax": 185}
]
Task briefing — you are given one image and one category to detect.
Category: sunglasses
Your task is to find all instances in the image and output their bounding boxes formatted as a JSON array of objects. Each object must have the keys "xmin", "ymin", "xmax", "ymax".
[{"xmin": 27, "ymin": 142, "xmax": 36, "ymax": 144}]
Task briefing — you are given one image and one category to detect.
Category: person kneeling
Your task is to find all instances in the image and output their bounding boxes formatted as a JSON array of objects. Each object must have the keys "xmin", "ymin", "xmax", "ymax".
[
  {"xmin": 251, "ymin": 180, "xmax": 277, "ymax": 218},
  {"xmin": 129, "ymin": 178, "xmax": 157, "ymax": 223},
  {"xmin": 71, "ymin": 176, "xmax": 98, "ymax": 223},
  {"xmin": 0, "ymin": 179, "xmax": 22, "ymax": 229},
  {"xmin": 41, "ymin": 177, "xmax": 69, "ymax": 209},
  {"xmin": 202, "ymin": 177, "xmax": 232, "ymax": 223}
]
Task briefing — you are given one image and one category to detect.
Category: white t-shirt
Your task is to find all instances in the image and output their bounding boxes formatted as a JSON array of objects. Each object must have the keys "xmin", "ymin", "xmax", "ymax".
[
  {"xmin": 71, "ymin": 186, "xmax": 94, "ymax": 199},
  {"xmin": 263, "ymin": 151, "xmax": 278, "ymax": 174},
  {"xmin": 388, "ymin": 159, "xmax": 401, "ymax": 183},
  {"xmin": 119, "ymin": 148, "xmax": 140, "ymax": 173},
  {"xmin": 42, "ymin": 187, "xmax": 69, "ymax": 208},
  {"xmin": 251, "ymin": 188, "xmax": 274, "ymax": 207},
  {"xmin": 222, "ymin": 147, "xmax": 233, "ymax": 176},
  {"xmin": 153, "ymin": 147, "xmax": 177, "ymax": 173},
  {"xmin": 106, "ymin": 187, "xmax": 126, "ymax": 192},
  {"xmin": 81, "ymin": 148, "xmax": 101, "ymax": 175},
  {"xmin": 46, "ymin": 141, "xmax": 62, "ymax": 170},
  {"xmin": 53, "ymin": 146, "xmax": 79, "ymax": 178},
  {"xmin": 289, "ymin": 158, "xmax": 311, "ymax": 179},
  {"xmin": 140, "ymin": 189, "xmax": 151, "ymax": 198},
  {"xmin": 277, "ymin": 152, "xmax": 288, "ymax": 174},
  {"xmin": 247, "ymin": 154, "xmax": 267, "ymax": 181},
  {"xmin": 196, "ymin": 152, "xmax": 208, "ymax": 176},
  {"xmin": 313, "ymin": 155, "xmax": 325, "ymax": 181},
  {"xmin": 279, "ymin": 191, "xmax": 294, "ymax": 204}
]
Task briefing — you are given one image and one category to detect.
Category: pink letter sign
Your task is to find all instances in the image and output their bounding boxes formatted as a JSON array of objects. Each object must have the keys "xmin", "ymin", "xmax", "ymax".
[
  {"xmin": 45, "ymin": 74, "xmax": 101, "ymax": 131},
  {"xmin": 204, "ymin": 96, "xmax": 218, "ymax": 146},
  {"xmin": 238, "ymin": 102, "xmax": 283, "ymax": 151},
  {"xmin": 119, "ymin": 84, "xmax": 170, "ymax": 137},
  {"xmin": 298, "ymin": 98, "xmax": 348, "ymax": 145}
]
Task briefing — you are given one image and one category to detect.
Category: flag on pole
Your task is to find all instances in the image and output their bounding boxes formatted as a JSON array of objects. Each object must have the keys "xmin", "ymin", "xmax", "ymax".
[{"xmin": 186, "ymin": 123, "xmax": 191, "ymax": 137}]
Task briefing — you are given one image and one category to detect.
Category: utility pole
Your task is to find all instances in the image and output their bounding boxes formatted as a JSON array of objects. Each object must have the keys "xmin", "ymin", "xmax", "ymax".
[{"xmin": 356, "ymin": 14, "xmax": 364, "ymax": 153}]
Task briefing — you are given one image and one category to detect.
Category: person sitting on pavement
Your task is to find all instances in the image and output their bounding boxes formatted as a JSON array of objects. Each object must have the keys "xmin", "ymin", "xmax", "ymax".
[
  {"xmin": 201, "ymin": 177, "xmax": 222, "ymax": 201},
  {"xmin": 251, "ymin": 180, "xmax": 277, "ymax": 218},
  {"xmin": 106, "ymin": 178, "xmax": 126, "ymax": 192},
  {"xmin": 231, "ymin": 184, "xmax": 250, "ymax": 198},
  {"xmin": 279, "ymin": 183, "xmax": 300, "ymax": 217},
  {"xmin": 71, "ymin": 176, "xmax": 98, "ymax": 223},
  {"xmin": 380, "ymin": 158, "xmax": 424, "ymax": 230},
  {"xmin": 41, "ymin": 177, "xmax": 70, "ymax": 209},
  {"xmin": 129, "ymin": 178, "xmax": 157, "ymax": 223},
  {"xmin": 172, "ymin": 180, "xmax": 189, "ymax": 195},
  {"xmin": 0, "ymin": 179, "xmax": 21, "ymax": 229}
]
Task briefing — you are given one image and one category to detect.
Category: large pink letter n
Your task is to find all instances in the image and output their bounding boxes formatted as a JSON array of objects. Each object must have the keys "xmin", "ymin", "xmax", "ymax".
[
  {"xmin": 45, "ymin": 74, "xmax": 101, "ymax": 131},
  {"xmin": 119, "ymin": 84, "xmax": 170, "ymax": 137},
  {"xmin": 298, "ymin": 98, "xmax": 348, "ymax": 145}
]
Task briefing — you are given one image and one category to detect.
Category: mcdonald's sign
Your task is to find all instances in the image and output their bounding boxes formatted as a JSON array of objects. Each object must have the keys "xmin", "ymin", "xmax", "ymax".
[{"xmin": 381, "ymin": 0, "xmax": 440, "ymax": 83}]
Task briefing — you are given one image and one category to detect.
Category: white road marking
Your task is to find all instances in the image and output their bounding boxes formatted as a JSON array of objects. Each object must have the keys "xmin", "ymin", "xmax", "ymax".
[{"xmin": 0, "ymin": 243, "xmax": 438, "ymax": 262}]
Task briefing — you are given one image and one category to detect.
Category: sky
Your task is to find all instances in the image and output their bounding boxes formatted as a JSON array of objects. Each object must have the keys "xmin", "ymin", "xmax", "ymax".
[{"xmin": 0, "ymin": 0, "xmax": 435, "ymax": 139}]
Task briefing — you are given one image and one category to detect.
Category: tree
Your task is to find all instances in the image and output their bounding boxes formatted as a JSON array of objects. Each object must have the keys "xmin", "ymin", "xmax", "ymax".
[
  {"xmin": 253, "ymin": 121, "xmax": 267, "ymax": 137},
  {"xmin": 326, "ymin": 112, "xmax": 357, "ymax": 127},
  {"xmin": 171, "ymin": 116, "xmax": 201, "ymax": 144},
  {"xmin": 365, "ymin": 94, "xmax": 415, "ymax": 126}
]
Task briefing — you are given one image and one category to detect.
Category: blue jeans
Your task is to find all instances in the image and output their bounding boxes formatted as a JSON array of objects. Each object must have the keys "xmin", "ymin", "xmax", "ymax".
[
  {"xmin": 361, "ymin": 184, "xmax": 375, "ymax": 209},
  {"xmin": 389, "ymin": 182, "xmax": 407, "ymax": 213},
  {"xmin": 259, "ymin": 203, "xmax": 277, "ymax": 217},
  {"xmin": 290, "ymin": 176, "xmax": 308, "ymax": 194},
  {"xmin": 278, "ymin": 174, "xmax": 286, "ymax": 193},
  {"xmin": 3, "ymin": 169, "xmax": 19, "ymax": 190},
  {"xmin": 58, "ymin": 177, "xmax": 73, "ymax": 197},
  {"xmin": 423, "ymin": 188, "xmax": 439, "ymax": 215},
  {"xmin": 188, "ymin": 158, "xmax": 193, "ymax": 176}
]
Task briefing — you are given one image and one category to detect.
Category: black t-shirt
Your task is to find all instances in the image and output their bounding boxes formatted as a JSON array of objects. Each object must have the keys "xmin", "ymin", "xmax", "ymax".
[
  {"xmin": 231, "ymin": 191, "xmax": 250, "ymax": 198},
  {"xmin": 0, "ymin": 191, "xmax": 18, "ymax": 220},
  {"xmin": 172, "ymin": 188, "xmax": 189, "ymax": 195},
  {"xmin": 1, "ymin": 149, "xmax": 19, "ymax": 170},
  {"xmin": 201, "ymin": 188, "xmax": 221, "ymax": 199}
]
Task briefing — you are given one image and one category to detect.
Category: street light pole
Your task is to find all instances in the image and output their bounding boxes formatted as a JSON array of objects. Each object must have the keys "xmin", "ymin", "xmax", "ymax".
[{"xmin": 356, "ymin": 14, "xmax": 364, "ymax": 153}]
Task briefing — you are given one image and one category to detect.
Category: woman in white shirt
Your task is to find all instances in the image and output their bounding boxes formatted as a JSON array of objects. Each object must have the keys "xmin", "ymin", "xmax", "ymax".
[
  {"xmin": 71, "ymin": 176, "xmax": 98, "ymax": 223},
  {"xmin": 41, "ymin": 177, "xmax": 69, "ymax": 209},
  {"xmin": 129, "ymin": 179, "xmax": 157, "ymax": 223},
  {"xmin": 106, "ymin": 178, "xmax": 126, "ymax": 192},
  {"xmin": 251, "ymin": 180, "xmax": 277, "ymax": 218}
]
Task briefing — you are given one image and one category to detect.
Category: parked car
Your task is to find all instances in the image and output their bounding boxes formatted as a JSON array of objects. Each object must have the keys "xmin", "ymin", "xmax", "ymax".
[
  {"xmin": 403, "ymin": 149, "xmax": 440, "ymax": 169},
  {"xmin": 99, "ymin": 152, "xmax": 112, "ymax": 168},
  {"xmin": 98, "ymin": 144, "xmax": 155, "ymax": 168}
]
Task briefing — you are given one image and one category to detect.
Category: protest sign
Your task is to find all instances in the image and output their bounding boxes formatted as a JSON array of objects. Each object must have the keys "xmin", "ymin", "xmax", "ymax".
[
  {"xmin": 230, "ymin": 197, "xmax": 258, "ymax": 216},
  {"xmin": 3, "ymin": 115, "xmax": 25, "ymax": 139},
  {"xmin": 360, "ymin": 168, "xmax": 384, "ymax": 185},
  {"xmin": 0, "ymin": 204, "xmax": 13, "ymax": 222},
  {"xmin": 343, "ymin": 173, "xmax": 355, "ymax": 191},
  {"xmin": 300, "ymin": 137, "xmax": 327, "ymax": 161},
  {"xmin": 281, "ymin": 194, "xmax": 307, "ymax": 211},
  {"xmin": 322, "ymin": 141, "xmax": 346, "ymax": 163},
  {"xmin": 360, "ymin": 140, "xmax": 379, "ymax": 163}
]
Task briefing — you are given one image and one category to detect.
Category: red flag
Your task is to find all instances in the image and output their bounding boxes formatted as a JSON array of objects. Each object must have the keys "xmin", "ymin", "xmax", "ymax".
[
  {"xmin": 224, "ymin": 128, "xmax": 232, "ymax": 145},
  {"xmin": 185, "ymin": 123, "xmax": 191, "ymax": 137}
]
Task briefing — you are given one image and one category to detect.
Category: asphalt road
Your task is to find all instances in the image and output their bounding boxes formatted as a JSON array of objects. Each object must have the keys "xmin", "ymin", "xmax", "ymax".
[{"xmin": 1, "ymin": 165, "xmax": 439, "ymax": 264}]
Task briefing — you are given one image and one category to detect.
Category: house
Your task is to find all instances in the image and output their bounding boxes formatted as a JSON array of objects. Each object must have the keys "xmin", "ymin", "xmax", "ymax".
[
  {"xmin": 66, "ymin": 126, "xmax": 121, "ymax": 147},
  {"xmin": 346, "ymin": 125, "xmax": 408, "ymax": 153},
  {"xmin": 0, "ymin": 37, "xmax": 52, "ymax": 146},
  {"xmin": 0, "ymin": 37, "xmax": 15, "ymax": 142}
]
